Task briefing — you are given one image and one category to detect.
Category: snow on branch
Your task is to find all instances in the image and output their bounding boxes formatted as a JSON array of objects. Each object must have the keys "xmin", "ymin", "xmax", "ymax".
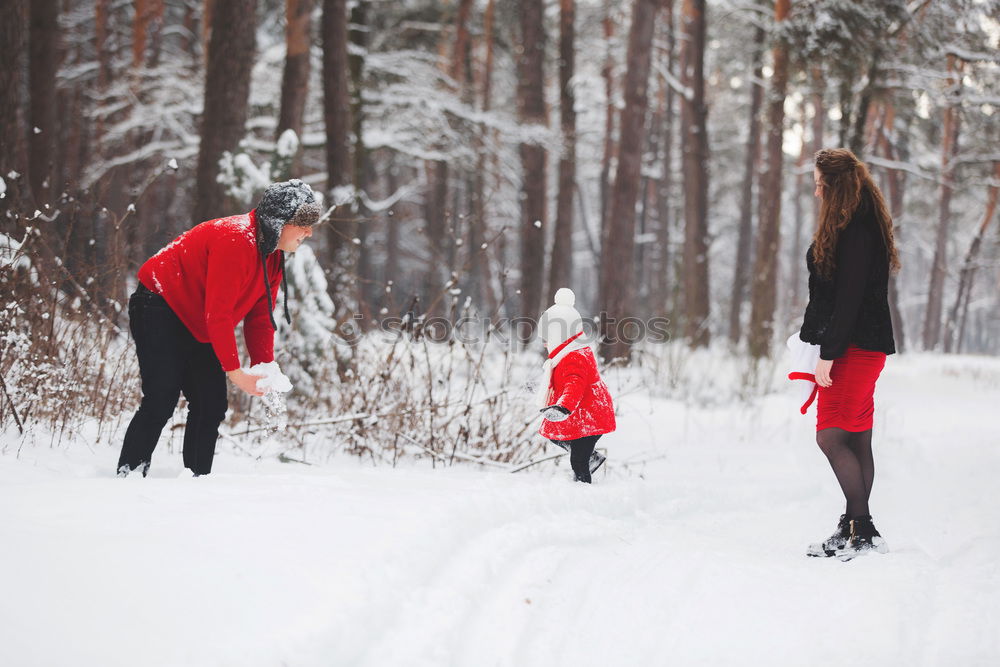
[
  {"xmin": 944, "ymin": 45, "xmax": 1000, "ymax": 64},
  {"xmin": 955, "ymin": 153, "xmax": 1000, "ymax": 166},
  {"xmin": 652, "ymin": 61, "xmax": 694, "ymax": 102},
  {"xmin": 83, "ymin": 142, "xmax": 198, "ymax": 190},
  {"xmin": 361, "ymin": 184, "xmax": 416, "ymax": 214},
  {"xmin": 865, "ymin": 156, "xmax": 936, "ymax": 182}
]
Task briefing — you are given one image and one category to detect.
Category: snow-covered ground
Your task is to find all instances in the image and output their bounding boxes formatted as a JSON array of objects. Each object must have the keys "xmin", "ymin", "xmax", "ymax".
[{"xmin": 2, "ymin": 353, "xmax": 999, "ymax": 666}]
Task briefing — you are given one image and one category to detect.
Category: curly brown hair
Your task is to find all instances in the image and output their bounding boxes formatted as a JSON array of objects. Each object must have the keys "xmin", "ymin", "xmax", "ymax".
[{"xmin": 812, "ymin": 148, "xmax": 900, "ymax": 279}]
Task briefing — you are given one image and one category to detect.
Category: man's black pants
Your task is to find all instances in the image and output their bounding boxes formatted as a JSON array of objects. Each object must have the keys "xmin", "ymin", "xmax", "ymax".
[{"xmin": 117, "ymin": 285, "xmax": 228, "ymax": 475}]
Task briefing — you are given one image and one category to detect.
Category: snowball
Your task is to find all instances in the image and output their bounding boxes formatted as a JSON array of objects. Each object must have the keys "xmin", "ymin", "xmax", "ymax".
[
  {"xmin": 0, "ymin": 177, "xmax": 6, "ymax": 196},
  {"xmin": 248, "ymin": 361, "xmax": 293, "ymax": 393},
  {"xmin": 167, "ymin": 158, "xmax": 179, "ymax": 170},
  {"xmin": 553, "ymin": 288, "xmax": 575, "ymax": 307}
]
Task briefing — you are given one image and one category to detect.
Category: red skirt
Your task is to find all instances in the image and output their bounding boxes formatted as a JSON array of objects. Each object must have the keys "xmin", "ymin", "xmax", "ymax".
[{"xmin": 816, "ymin": 345, "xmax": 886, "ymax": 432}]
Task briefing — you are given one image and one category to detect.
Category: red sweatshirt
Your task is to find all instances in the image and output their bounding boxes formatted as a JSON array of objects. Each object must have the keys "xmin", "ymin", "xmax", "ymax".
[{"xmin": 137, "ymin": 210, "xmax": 282, "ymax": 372}]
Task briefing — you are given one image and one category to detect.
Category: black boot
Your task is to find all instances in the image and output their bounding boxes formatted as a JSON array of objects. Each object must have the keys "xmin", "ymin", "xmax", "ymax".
[
  {"xmin": 589, "ymin": 450, "xmax": 606, "ymax": 475},
  {"xmin": 806, "ymin": 514, "xmax": 851, "ymax": 557},
  {"xmin": 116, "ymin": 461, "xmax": 150, "ymax": 478},
  {"xmin": 835, "ymin": 515, "xmax": 889, "ymax": 561}
]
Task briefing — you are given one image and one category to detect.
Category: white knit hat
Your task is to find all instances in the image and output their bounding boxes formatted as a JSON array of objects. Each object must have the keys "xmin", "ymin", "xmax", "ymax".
[{"xmin": 539, "ymin": 288, "xmax": 584, "ymax": 345}]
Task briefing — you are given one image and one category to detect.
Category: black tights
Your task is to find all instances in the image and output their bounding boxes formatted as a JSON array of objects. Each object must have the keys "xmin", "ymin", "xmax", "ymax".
[
  {"xmin": 816, "ymin": 428, "xmax": 874, "ymax": 519},
  {"xmin": 552, "ymin": 435, "xmax": 601, "ymax": 483}
]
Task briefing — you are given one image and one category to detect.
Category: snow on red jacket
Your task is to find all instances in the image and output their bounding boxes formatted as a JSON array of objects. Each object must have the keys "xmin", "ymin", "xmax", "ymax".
[
  {"xmin": 137, "ymin": 210, "xmax": 282, "ymax": 372},
  {"xmin": 539, "ymin": 347, "xmax": 616, "ymax": 441}
]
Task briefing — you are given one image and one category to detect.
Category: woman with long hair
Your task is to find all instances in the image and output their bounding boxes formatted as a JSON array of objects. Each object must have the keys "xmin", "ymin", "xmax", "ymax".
[{"xmin": 800, "ymin": 148, "xmax": 899, "ymax": 560}]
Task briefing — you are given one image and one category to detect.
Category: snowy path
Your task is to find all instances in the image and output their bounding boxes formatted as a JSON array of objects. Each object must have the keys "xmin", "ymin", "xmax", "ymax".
[{"xmin": 2, "ymin": 354, "xmax": 999, "ymax": 666}]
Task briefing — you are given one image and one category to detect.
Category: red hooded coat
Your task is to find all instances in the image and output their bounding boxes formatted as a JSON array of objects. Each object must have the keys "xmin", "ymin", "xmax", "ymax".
[{"xmin": 538, "ymin": 347, "xmax": 616, "ymax": 441}]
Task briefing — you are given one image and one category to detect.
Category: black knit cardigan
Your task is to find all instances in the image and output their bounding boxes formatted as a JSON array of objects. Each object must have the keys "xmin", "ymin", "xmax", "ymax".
[{"xmin": 799, "ymin": 191, "xmax": 896, "ymax": 360}]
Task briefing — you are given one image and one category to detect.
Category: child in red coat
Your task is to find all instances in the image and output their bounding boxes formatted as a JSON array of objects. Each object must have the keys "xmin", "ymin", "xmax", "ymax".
[{"xmin": 537, "ymin": 289, "xmax": 616, "ymax": 482}]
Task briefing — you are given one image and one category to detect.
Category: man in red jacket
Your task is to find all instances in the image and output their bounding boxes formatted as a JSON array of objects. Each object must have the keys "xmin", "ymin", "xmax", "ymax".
[{"xmin": 116, "ymin": 179, "xmax": 321, "ymax": 477}]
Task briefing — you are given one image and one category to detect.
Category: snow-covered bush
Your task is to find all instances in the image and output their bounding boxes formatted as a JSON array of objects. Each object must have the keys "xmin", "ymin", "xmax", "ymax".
[
  {"xmin": 238, "ymin": 328, "xmax": 545, "ymax": 468},
  {"xmin": 274, "ymin": 242, "xmax": 342, "ymax": 397},
  {"xmin": 0, "ymin": 228, "xmax": 138, "ymax": 443},
  {"xmin": 218, "ymin": 129, "xmax": 306, "ymax": 206},
  {"xmin": 624, "ymin": 342, "xmax": 786, "ymax": 408}
]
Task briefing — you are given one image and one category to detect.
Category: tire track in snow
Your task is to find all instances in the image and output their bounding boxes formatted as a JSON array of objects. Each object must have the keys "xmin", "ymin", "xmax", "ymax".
[{"xmin": 355, "ymin": 485, "xmax": 652, "ymax": 667}]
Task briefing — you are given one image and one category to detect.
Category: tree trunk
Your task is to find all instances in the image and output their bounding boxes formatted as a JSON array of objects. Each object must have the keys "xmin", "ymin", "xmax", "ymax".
[
  {"xmin": 599, "ymin": 1, "xmax": 616, "ymax": 239},
  {"xmin": 58, "ymin": 40, "xmax": 91, "ymax": 222},
  {"xmin": 597, "ymin": 0, "xmax": 658, "ymax": 361},
  {"xmin": 878, "ymin": 99, "xmax": 909, "ymax": 352},
  {"xmin": 837, "ymin": 78, "xmax": 852, "ymax": 149},
  {"xmin": 132, "ymin": 0, "xmax": 149, "ymax": 67},
  {"xmin": 350, "ymin": 0, "xmax": 370, "ymax": 315},
  {"xmin": 517, "ymin": 0, "xmax": 548, "ymax": 325},
  {"xmin": 450, "ymin": 0, "xmax": 474, "ymax": 82},
  {"xmin": 923, "ymin": 55, "xmax": 963, "ymax": 350},
  {"xmin": 27, "ymin": 0, "xmax": 60, "ymax": 207},
  {"xmin": 728, "ymin": 17, "xmax": 765, "ymax": 345},
  {"xmin": 201, "ymin": 0, "xmax": 216, "ymax": 62},
  {"xmin": 0, "ymin": 0, "xmax": 27, "ymax": 214},
  {"xmin": 654, "ymin": 0, "xmax": 676, "ymax": 317},
  {"xmin": 454, "ymin": 0, "xmax": 479, "ymax": 306},
  {"xmin": 471, "ymin": 0, "xmax": 499, "ymax": 315},
  {"xmin": 748, "ymin": 0, "xmax": 791, "ymax": 359},
  {"xmin": 132, "ymin": 0, "xmax": 164, "ymax": 68},
  {"xmin": 945, "ymin": 161, "xmax": 1000, "ymax": 352},
  {"xmin": 321, "ymin": 0, "xmax": 353, "ymax": 290},
  {"xmin": 423, "ymin": 160, "xmax": 449, "ymax": 314},
  {"xmin": 788, "ymin": 130, "xmax": 808, "ymax": 316},
  {"xmin": 193, "ymin": 0, "xmax": 256, "ymax": 224},
  {"xmin": 849, "ymin": 51, "xmax": 881, "ymax": 156},
  {"xmin": 277, "ymin": 0, "xmax": 315, "ymax": 145},
  {"xmin": 680, "ymin": 0, "xmax": 710, "ymax": 347},
  {"xmin": 810, "ymin": 66, "xmax": 824, "ymax": 223},
  {"xmin": 147, "ymin": 0, "xmax": 165, "ymax": 67},
  {"xmin": 96, "ymin": 0, "xmax": 112, "ymax": 89},
  {"xmin": 419, "ymin": 1, "xmax": 475, "ymax": 318},
  {"xmin": 549, "ymin": 0, "xmax": 576, "ymax": 297},
  {"xmin": 385, "ymin": 160, "xmax": 400, "ymax": 301},
  {"xmin": 181, "ymin": 2, "xmax": 198, "ymax": 67}
]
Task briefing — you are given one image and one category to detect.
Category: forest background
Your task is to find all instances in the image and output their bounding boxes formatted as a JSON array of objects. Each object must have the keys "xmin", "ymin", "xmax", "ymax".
[{"xmin": 1, "ymin": 0, "xmax": 998, "ymax": 463}]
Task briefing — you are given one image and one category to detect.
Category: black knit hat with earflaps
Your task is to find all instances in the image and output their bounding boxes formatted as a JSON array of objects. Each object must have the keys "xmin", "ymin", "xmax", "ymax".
[
  {"xmin": 253, "ymin": 179, "xmax": 322, "ymax": 330},
  {"xmin": 255, "ymin": 179, "xmax": 321, "ymax": 255}
]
